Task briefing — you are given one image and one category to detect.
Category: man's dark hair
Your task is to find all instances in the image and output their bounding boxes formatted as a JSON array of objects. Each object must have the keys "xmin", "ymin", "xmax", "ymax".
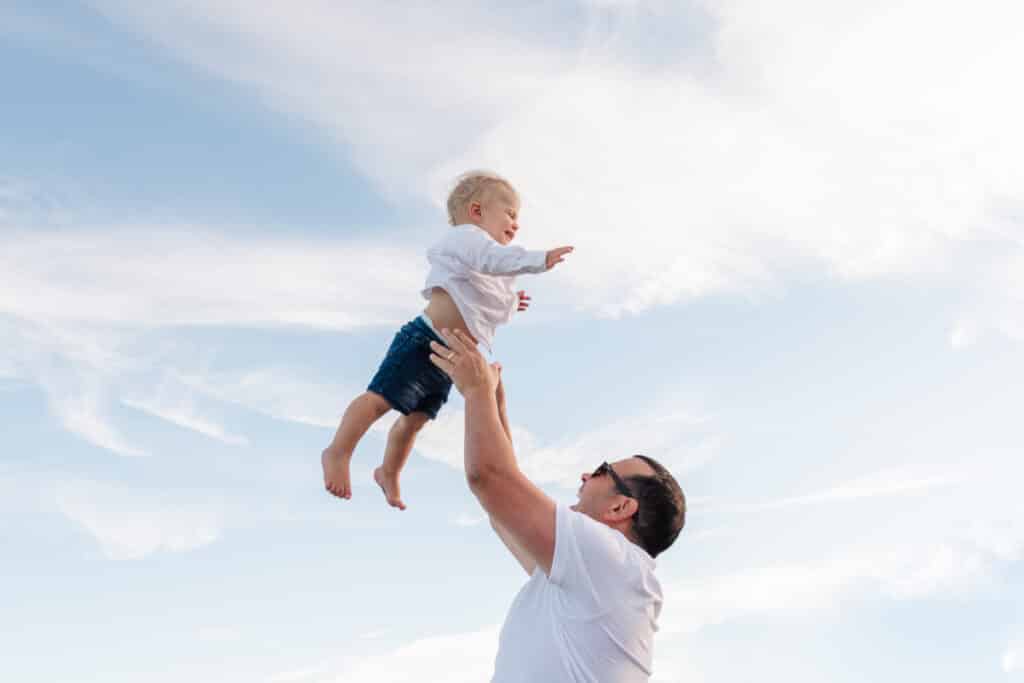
[{"xmin": 625, "ymin": 455, "xmax": 685, "ymax": 558}]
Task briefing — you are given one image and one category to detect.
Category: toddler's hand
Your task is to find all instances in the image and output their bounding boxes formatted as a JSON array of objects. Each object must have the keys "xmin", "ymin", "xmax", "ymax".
[
  {"xmin": 517, "ymin": 290, "xmax": 531, "ymax": 312},
  {"xmin": 545, "ymin": 246, "xmax": 574, "ymax": 270}
]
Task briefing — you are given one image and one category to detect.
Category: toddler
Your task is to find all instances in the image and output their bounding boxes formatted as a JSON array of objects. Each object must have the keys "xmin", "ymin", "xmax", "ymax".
[{"xmin": 321, "ymin": 170, "xmax": 573, "ymax": 509}]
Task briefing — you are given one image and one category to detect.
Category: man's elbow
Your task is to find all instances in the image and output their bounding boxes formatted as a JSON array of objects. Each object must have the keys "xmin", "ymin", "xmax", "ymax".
[
  {"xmin": 465, "ymin": 464, "xmax": 491, "ymax": 491},
  {"xmin": 466, "ymin": 462, "xmax": 505, "ymax": 492}
]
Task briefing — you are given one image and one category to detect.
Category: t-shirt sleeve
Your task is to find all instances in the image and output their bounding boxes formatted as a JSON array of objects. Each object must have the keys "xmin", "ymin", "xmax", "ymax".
[
  {"xmin": 549, "ymin": 505, "xmax": 638, "ymax": 615},
  {"xmin": 440, "ymin": 227, "xmax": 547, "ymax": 276}
]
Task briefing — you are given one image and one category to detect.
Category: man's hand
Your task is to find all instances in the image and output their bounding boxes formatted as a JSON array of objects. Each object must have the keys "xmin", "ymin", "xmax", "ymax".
[
  {"xmin": 428, "ymin": 329, "xmax": 499, "ymax": 398},
  {"xmin": 545, "ymin": 246, "xmax": 574, "ymax": 270},
  {"xmin": 517, "ymin": 291, "xmax": 531, "ymax": 312}
]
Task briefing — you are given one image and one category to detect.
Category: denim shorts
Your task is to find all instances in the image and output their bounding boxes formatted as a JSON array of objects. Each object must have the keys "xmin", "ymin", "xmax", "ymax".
[{"xmin": 367, "ymin": 316, "xmax": 453, "ymax": 420}]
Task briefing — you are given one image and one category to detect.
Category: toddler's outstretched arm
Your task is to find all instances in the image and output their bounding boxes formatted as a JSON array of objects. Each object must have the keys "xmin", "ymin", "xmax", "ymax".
[{"xmin": 545, "ymin": 246, "xmax": 573, "ymax": 270}]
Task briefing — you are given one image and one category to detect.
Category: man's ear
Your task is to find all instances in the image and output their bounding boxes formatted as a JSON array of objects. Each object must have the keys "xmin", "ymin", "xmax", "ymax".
[{"xmin": 605, "ymin": 497, "xmax": 639, "ymax": 524}]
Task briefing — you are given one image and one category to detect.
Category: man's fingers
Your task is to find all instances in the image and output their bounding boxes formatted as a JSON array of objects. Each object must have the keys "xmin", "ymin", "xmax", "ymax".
[
  {"xmin": 438, "ymin": 328, "xmax": 464, "ymax": 352},
  {"xmin": 445, "ymin": 327, "xmax": 476, "ymax": 353},
  {"xmin": 428, "ymin": 340, "xmax": 457, "ymax": 368},
  {"xmin": 428, "ymin": 352, "xmax": 453, "ymax": 375}
]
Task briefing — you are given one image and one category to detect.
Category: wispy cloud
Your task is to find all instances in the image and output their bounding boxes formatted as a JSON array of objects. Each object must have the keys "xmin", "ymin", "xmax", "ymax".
[
  {"xmin": 121, "ymin": 395, "xmax": 248, "ymax": 446},
  {"xmin": 10, "ymin": 319, "xmax": 150, "ymax": 457},
  {"xmin": 2, "ymin": 227, "xmax": 422, "ymax": 330},
  {"xmin": 451, "ymin": 512, "xmax": 486, "ymax": 528},
  {"xmin": 177, "ymin": 367, "xmax": 352, "ymax": 430},
  {"xmin": 0, "ymin": 220, "xmax": 420, "ymax": 454},
  {"xmin": 521, "ymin": 410, "xmax": 718, "ymax": 487},
  {"xmin": 81, "ymin": 0, "xmax": 1024, "ymax": 320},
  {"xmin": 55, "ymin": 479, "xmax": 226, "ymax": 560},
  {"xmin": 663, "ymin": 530, "xmax": 1024, "ymax": 636},
  {"xmin": 409, "ymin": 401, "xmax": 717, "ymax": 489},
  {"xmin": 661, "ymin": 455, "xmax": 1024, "ymax": 637},
  {"xmin": 705, "ymin": 465, "xmax": 963, "ymax": 514},
  {"xmin": 47, "ymin": 383, "xmax": 148, "ymax": 457},
  {"xmin": 330, "ymin": 626, "xmax": 500, "ymax": 683},
  {"xmin": 264, "ymin": 626, "xmax": 499, "ymax": 683}
]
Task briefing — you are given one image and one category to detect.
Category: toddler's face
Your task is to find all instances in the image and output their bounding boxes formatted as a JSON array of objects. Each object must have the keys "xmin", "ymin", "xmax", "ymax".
[{"xmin": 476, "ymin": 190, "xmax": 520, "ymax": 246}]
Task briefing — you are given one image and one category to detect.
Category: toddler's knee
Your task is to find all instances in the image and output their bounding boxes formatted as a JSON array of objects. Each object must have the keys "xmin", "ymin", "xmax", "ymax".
[{"xmin": 398, "ymin": 412, "xmax": 430, "ymax": 433}]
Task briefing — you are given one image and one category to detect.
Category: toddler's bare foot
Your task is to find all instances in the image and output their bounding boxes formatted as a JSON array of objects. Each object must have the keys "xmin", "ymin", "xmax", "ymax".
[
  {"xmin": 322, "ymin": 447, "xmax": 353, "ymax": 499},
  {"xmin": 373, "ymin": 466, "xmax": 406, "ymax": 510}
]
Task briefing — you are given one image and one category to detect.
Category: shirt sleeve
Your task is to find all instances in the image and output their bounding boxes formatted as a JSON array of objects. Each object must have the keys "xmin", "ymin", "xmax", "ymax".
[
  {"xmin": 438, "ymin": 227, "xmax": 547, "ymax": 276},
  {"xmin": 549, "ymin": 505, "xmax": 638, "ymax": 615}
]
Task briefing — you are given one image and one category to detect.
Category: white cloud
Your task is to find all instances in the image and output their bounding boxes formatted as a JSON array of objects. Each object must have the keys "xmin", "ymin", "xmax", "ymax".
[
  {"xmin": 661, "ymin": 455, "xmax": 1024, "ymax": 636},
  {"xmin": 452, "ymin": 512, "xmax": 486, "ymax": 528},
  {"xmin": 55, "ymin": 479, "xmax": 226, "ymax": 560},
  {"xmin": 1, "ymin": 228, "xmax": 422, "ymax": 330},
  {"xmin": 1005, "ymin": 639, "xmax": 1024, "ymax": 674},
  {"xmin": 13, "ymin": 320, "xmax": 150, "ymax": 456},
  {"xmin": 410, "ymin": 400, "xmax": 716, "ymax": 490},
  {"xmin": 331, "ymin": 626, "xmax": 500, "ymax": 683},
  {"xmin": 953, "ymin": 241, "xmax": 1024, "ymax": 347},
  {"xmin": 177, "ymin": 367, "xmax": 353, "ymax": 429},
  {"xmin": 263, "ymin": 627, "xmax": 499, "ymax": 683},
  {"xmin": 82, "ymin": 0, "xmax": 1024, "ymax": 320},
  {"xmin": 122, "ymin": 395, "xmax": 248, "ymax": 446},
  {"xmin": 406, "ymin": 408, "xmax": 467, "ymax": 470},
  {"xmin": 521, "ymin": 410, "xmax": 717, "ymax": 488},
  {"xmin": 85, "ymin": 1, "xmax": 568, "ymax": 199},
  {"xmin": 0, "ymin": 222, "xmax": 422, "ymax": 453},
  {"xmin": 705, "ymin": 465, "xmax": 963, "ymax": 514},
  {"xmin": 46, "ymin": 383, "xmax": 148, "ymax": 457},
  {"xmin": 663, "ymin": 531, "xmax": 1023, "ymax": 636}
]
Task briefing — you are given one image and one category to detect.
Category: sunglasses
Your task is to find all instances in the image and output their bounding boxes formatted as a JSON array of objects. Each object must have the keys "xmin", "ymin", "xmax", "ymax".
[{"xmin": 592, "ymin": 461, "xmax": 634, "ymax": 499}]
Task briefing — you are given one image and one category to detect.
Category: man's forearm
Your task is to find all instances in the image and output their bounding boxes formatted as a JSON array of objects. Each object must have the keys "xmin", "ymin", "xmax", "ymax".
[
  {"xmin": 496, "ymin": 398, "xmax": 512, "ymax": 446},
  {"xmin": 463, "ymin": 388, "xmax": 518, "ymax": 483}
]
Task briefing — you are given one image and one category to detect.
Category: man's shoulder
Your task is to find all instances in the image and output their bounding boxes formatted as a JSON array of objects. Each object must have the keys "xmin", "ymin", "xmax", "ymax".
[{"xmin": 559, "ymin": 506, "xmax": 656, "ymax": 572}]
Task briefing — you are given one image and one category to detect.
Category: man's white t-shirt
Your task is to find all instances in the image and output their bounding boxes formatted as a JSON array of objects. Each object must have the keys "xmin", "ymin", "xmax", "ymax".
[{"xmin": 492, "ymin": 505, "xmax": 663, "ymax": 682}]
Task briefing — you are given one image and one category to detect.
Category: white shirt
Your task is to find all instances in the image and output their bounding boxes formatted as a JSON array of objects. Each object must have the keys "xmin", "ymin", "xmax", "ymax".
[
  {"xmin": 421, "ymin": 224, "xmax": 547, "ymax": 352},
  {"xmin": 492, "ymin": 505, "xmax": 663, "ymax": 683}
]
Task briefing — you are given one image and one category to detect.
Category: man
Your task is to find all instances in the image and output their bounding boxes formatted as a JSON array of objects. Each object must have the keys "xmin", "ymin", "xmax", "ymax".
[{"xmin": 429, "ymin": 329, "xmax": 686, "ymax": 683}]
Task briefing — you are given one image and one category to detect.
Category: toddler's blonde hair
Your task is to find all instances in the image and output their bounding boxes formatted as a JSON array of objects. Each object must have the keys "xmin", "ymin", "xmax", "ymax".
[{"xmin": 446, "ymin": 170, "xmax": 518, "ymax": 226}]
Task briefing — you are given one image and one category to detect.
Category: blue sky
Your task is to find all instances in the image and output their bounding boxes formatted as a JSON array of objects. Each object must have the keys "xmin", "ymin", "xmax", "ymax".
[{"xmin": 2, "ymin": 1, "xmax": 1023, "ymax": 681}]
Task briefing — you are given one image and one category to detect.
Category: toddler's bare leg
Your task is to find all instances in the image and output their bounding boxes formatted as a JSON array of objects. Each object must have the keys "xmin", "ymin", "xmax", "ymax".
[
  {"xmin": 373, "ymin": 411, "xmax": 430, "ymax": 510},
  {"xmin": 322, "ymin": 392, "xmax": 392, "ymax": 499}
]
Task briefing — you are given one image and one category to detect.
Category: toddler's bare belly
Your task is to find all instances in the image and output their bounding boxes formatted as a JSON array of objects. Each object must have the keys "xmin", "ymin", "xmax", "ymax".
[{"xmin": 423, "ymin": 288, "xmax": 477, "ymax": 343}]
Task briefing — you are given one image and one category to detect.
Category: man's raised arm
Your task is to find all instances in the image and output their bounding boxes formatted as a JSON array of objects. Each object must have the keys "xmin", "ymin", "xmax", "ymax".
[
  {"xmin": 428, "ymin": 330, "xmax": 556, "ymax": 575},
  {"xmin": 488, "ymin": 370, "xmax": 537, "ymax": 575}
]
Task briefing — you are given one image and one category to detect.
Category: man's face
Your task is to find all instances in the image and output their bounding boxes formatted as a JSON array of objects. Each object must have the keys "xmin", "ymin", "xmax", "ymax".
[{"xmin": 571, "ymin": 456, "xmax": 655, "ymax": 519}]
